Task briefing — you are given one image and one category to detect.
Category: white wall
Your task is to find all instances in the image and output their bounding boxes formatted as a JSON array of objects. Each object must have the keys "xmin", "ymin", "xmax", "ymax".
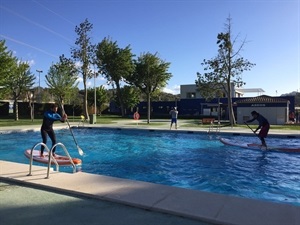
[
  {"xmin": 180, "ymin": 83, "xmax": 240, "ymax": 99},
  {"xmin": 180, "ymin": 85, "xmax": 202, "ymax": 99},
  {"xmin": 237, "ymin": 107, "xmax": 288, "ymax": 125}
]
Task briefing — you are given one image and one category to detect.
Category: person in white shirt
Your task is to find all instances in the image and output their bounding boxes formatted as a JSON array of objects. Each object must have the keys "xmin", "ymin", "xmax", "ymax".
[{"xmin": 169, "ymin": 107, "xmax": 178, "ymax": 130}]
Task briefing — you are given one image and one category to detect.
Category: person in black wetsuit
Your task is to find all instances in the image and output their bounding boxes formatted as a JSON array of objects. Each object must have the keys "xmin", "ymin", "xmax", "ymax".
[
  {"xmin": 40, "ymin": 104, "xmax": 67, "ymax": 157},
  {"xmin": 246, "ymin": 111, "xmax": 270, "ymax": 148}
]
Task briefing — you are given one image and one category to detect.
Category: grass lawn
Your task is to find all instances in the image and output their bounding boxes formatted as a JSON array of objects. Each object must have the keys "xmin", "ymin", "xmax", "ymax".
[
  {"xmin": 0, "ymin": 115, "xmax": 132, "ymax": 127},
  {"xmin": 179, "ymin": 119, "xmax": 300, "ymax": 130}
]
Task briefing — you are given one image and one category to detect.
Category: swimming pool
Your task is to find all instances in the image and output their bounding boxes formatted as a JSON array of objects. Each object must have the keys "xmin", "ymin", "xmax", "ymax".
[{"xmin": 1, "ymin": 128, "xmax": 300, "ymax": 206}]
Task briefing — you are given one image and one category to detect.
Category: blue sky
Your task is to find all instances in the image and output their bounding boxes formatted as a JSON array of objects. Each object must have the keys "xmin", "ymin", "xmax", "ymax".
[{"xmin": 0, "ymin": 0, "xmax": 299, "ymax": 97}]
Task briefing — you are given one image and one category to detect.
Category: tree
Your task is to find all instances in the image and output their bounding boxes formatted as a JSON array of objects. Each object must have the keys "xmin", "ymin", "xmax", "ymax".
[
  {"xmin": 71, "ymin": 19, "xmax": 95, "ymax": 120},
  {"xmin": 45, "ymin": 55, "xmax": 79, "ymax": 109},
  {"xmin": 0, "ymin": 40, "xmax": 17, "ymax": 99},
  {"xmin": 95, "ymin": 37, "xmax": 135, "ymax": 116},
  {"xmin": 87, "ymin": 85, "xmax": 108, "ymax": 115},
  {"xmin": 114, "ymin": 85, "xmax": 141, "ymax": 115},
  {"xmin": 126, "ymin": 52, "xmax": 172, "ymax": 123},
  {"xmin": 4, "ymin": 62, "xmax": 35, "ymax": 120},
  {"xmin": 151, "ymin": 92, "xmax": 179, "ymax": 102},
  {"xmin": 196, "ymin": 16, "xmax": 255, "ymax": 126}
]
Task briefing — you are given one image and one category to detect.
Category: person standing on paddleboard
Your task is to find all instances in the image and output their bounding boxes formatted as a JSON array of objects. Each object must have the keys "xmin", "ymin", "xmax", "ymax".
[
  {"xmin": 40, "ymin": 103, "xmax": 67, "ymax": 157},
  {"xmin": 246, "ymin": 111, "xmax": 270, "ymax": 148}
]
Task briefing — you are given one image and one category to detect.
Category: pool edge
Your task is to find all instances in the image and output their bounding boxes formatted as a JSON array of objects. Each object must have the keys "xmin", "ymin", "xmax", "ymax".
[{"xmin": 1, "ymin": 160, "xmax": 299, "ymax": 225}]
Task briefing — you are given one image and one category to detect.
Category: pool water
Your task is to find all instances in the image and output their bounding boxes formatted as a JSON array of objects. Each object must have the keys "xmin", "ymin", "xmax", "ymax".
[{"xmin": 1, "ymin": 128, "xmax": 300, "ymax": 206}]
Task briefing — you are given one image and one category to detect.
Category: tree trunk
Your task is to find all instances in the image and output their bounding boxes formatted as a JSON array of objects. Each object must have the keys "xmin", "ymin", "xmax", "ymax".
[
  {"xmin": 227, "ymin": 81, "xmax": 236, "ymax": 126},
  {"xmin": 29, "ymin": 100, "xmax": 34, "ymax": 121},
  {"xmin": 147, "ymin": 93, "xmax": 151, "ymax": 124},
  {"xmin": 227, "ymin": 49, "xmax": 236, "ymax": 127},
  {"xmin": 14, "ymin": 95, "xmax": 19, "ymax": 121},
  {"xmin": 115, "ymin": 82, "xmax": 125, "ymax": 117},
  {"xmin": 83, "ymin": 79, "xmax": 89, "ymax": 121}
]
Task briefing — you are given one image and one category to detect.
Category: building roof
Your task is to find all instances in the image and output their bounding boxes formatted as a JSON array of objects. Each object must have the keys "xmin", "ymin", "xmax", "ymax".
[
  {"xmin": 236, "ymin": 95, "xmax": 290, "ymax": 104},
  {"xmin": 235, "ymin": 88, "xmax": 265, "ymax": 94}
]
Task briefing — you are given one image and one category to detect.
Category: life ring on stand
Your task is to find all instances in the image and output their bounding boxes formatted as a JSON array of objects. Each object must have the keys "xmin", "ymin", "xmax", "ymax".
[{"xmin": 133, "ymin": 112, "xmax": 140, "ymax": 120}]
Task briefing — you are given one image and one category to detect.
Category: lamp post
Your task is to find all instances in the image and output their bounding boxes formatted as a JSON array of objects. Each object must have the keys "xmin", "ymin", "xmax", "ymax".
[
  {"xmin": 36, "ymin": 70, "xmax": 43, "ymax": 102},
  {"xmin": 94, "ymin": 71, "xmax": 96, "ymax": 115},
  {"xmin": 29, "ymin": 90, "xmax": 35, "ymax": 121}
]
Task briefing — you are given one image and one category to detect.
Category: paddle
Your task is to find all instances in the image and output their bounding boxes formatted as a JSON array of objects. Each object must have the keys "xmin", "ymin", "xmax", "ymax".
[
  {"xmin": 60, "ymin": 103, "xmax": 84, "ymax": 156},
  {"xmin": 244, "ymin": 122, "xmax": 260, "ymax": 139}
]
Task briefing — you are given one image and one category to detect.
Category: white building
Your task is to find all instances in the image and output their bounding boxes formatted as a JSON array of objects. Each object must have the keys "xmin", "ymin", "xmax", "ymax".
[
  {"xmin": 179, "ymin": 84, "xmax": 291, "ymax": 125},
  {"xmin": 180, "ymin": 84, "xmax": 264, "ymax": 99},
  {"xmin": 236, "ymin": 96, "xmax": 290, "ymax": 125}
]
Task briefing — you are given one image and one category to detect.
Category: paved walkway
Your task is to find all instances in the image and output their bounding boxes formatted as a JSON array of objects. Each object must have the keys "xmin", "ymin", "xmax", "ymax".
[
  {"xmin": 1, "ymin": 120, "xmax": 299, "ymax": 225},
  {"xmin": 1, "ymin": 118, "xmax": 300, "ymax": 137},
  {"xmin": 0, "ymin": 180, "xmax": 210, "ymax": 225},
  {"xmin": 1, "ymin": 160, "xmax": 299, "ymax": 225}
]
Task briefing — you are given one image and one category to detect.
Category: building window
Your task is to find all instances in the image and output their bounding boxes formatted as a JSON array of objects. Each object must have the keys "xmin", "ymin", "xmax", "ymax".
[{"xmin": 187, "ymin": 92, "xmax": 196, "ymax": 99}]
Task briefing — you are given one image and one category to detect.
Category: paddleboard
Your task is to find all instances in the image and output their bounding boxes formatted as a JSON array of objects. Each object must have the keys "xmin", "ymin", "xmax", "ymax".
[
  {"xmin": 219, "ymin": 138, "xmax": 300, "ymax": 153},
  {"xmin": 24, "ymin": 150, "xmax": 82, "ymax": 166}
]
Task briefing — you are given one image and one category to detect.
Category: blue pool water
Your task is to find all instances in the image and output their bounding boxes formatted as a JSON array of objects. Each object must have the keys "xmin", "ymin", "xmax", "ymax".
[{"xmin": 1, "ymin": 128, "xmax": 300, "ymax": 206}]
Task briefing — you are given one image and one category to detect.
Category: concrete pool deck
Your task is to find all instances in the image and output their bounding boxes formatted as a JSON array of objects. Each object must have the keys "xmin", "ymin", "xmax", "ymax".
[
  {"xmin": 1, "ymin": 120, "xmax": 300, "ymax": 225},
  {"xmin": 1, "ymin": 118, "xmax": 299, "ymax": 137}
]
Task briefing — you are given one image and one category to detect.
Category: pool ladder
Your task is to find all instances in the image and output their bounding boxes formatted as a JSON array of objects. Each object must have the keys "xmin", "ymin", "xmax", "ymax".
[
  {"xmin": 208, "ymin": 121, "xmax": 221, "ymax": 134},
  {"xmin": 27, "ymin": 142, "xmax": 76, "ymax": 179}
]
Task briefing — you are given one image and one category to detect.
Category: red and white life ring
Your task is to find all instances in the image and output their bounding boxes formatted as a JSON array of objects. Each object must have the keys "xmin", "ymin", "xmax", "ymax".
[{"xmin": 133, "ymin": 112, "xmax": 140, "ymax": 120}]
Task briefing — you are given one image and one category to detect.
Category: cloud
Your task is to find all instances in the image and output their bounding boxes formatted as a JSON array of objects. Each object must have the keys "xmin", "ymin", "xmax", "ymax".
[
  {"xmin": 75, "ymin": 61, "xmax": 82, "ymax": 68},
  {"xmin": 17, "ymin": 59, "xmax": 35, "ymax": 67},
  {"xmin": 163, "ymin": 85, "xmax": 180, "ymax": 95},
  {"xmin": 27, "ymin": 59, "xmax": 35, "ymax": 67},
  {"xmin": 76, "ymin": 76, "xmax": 83, "ymax": 83},
  {"xmin": 86, "ymin": 81, "xmax": 92, "ymax": 87}
]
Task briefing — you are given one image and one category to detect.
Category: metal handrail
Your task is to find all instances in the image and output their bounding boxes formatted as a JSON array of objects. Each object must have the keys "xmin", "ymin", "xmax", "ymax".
[
  {"xmin": 215, "ymin": 121, "xmax": 221, "ymax": 134},
  {"xmin": 27, "ymin": 142, "xmax": 76, "ymax": 179},
  {"xmin": 27, "ymin": 142, "xmax": 59, "ymax": 176},
  {"xmin": 208, "ymin": 120, "xmax": 221, "ymax": 135},
  {"xmin": 46, "ymin": 142, "xmax": 76, "ymax": 178}
]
